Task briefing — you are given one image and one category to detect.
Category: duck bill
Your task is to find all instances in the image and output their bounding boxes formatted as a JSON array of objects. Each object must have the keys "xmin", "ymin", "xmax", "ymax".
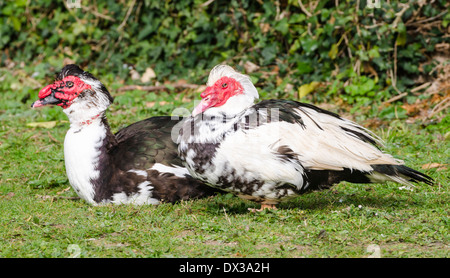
[
  {"xmin": 192, "ymin": 98, "xmax": 213, "ymax": 116},
  {"xmin": 31, "ymin": 94, "xmax": 62, "ymax": 108},
  {"xmin": 192, "ymin": 87, "xmax": 217, "ymax": 116},
  {"xmin": 31, "ymin": 84, "xmax": 63, "ymax": 108}
]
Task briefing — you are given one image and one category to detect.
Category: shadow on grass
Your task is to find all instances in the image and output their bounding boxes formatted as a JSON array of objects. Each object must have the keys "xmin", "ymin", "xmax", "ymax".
[{"xmin": 204, "ymin": 185, "xmax": 429, "ymax": 215}]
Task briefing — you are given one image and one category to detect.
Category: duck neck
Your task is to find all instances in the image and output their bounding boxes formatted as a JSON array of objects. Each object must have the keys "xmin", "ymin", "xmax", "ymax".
[{"xmin": 63, "ymin": 113, "xmax": 116, "ymax": 204}]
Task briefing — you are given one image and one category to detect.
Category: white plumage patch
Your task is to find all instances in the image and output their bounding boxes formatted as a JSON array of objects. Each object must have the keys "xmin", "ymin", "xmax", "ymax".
[
  {"xmin": 127, "ymin": 169, "xmax": 148, "ymax": 178},
  {"xmin": 210, "ymin": 105, "xmax": 400, "ymax": 177},
  {"xmin": 110, "ymin": 181, "xmax": 160, "ymax": 205},
  {"xmin": 150, "ymin": 163, "xmax": 189, "ymax": 178},
  {"xmin": 284, "ymin": 106, "xmax": 402, "ymax": 171},
  {"xmin": 64, "ymin": 118, "xmax": 106, "ymax": 204},
  {"xmin": 212, "ymin": 126, "xmax": 305, "ymax": 188}
]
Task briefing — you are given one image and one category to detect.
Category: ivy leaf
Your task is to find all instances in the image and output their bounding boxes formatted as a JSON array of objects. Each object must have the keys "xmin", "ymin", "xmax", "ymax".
[
  {"xmin": 274, "ymin": 18, "xmax": 289, "ymax": 35},
  {"xmin": 368, "ymin": 46, "xmax": 380, "ymax": 59},
  {"xmin": 138, "ymin": 24, "xmax": 156, "ymax": 40},
  {"xmin": 301, "ymin": 37, "xmax": 319, "ymax": 53},
  {"xmin": 261, "ymin": 44, "xmax": 277, "ymax": 65},
  {"xmin": 360, "ymin": 78, "xmax": 375, "ymax": 93},
  {"xmin": 296, "ymin": 61, "xmax": 314, "ymax": 74}
]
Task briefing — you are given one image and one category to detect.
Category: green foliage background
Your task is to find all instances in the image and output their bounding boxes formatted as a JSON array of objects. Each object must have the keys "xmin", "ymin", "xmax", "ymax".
[{"xmin": 0, "ymin": 0, "xmax": 449, "ymax": 122}]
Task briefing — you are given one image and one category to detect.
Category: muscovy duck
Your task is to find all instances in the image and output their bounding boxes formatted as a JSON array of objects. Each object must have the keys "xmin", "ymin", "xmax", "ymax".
[
  {"xmin": 178, "ymin": 65, "xmax": 434, "ymax": 211},
  {"xmin": 31, "ymin": 64, "xmax": 219, "ymax": 205}
]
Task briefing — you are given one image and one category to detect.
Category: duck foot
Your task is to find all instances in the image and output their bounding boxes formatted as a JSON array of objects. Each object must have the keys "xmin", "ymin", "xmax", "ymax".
[{"xmin": 248, "ymin": 204, "xmax": 277, "ymax": 212}]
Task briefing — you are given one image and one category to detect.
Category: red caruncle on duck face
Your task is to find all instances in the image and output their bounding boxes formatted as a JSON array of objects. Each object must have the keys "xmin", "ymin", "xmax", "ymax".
[
  {"xmin": 192, "ymin": 76, "xmax": 244, "ymax": 116},
  {"xmin": 33, "ymin": 76, "xmax": 92, "ymax": 109}
]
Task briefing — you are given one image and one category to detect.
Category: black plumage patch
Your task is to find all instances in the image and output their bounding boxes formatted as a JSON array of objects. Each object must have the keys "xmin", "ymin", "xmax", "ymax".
[
  {"xmin": 90, "ymin": 116, "xmax": 222, "ymax": 203},
  {"xmin": 294, "ymin": 101, "xmax": 341, "ymax": 119},
  {"xmin": 371, "ymin": 164, "xmax": 434, "ymax": 185},
  {"xmin": 251, "ymin": 99, "xmax": 306, "ymax": 127},
  {"xmin": 301, "ymin": 163, "xmax": 434, "ymax": 194},
  {"xmin": 183, "ymin": 142, "xmax": 220, "ymax": 175},
  {"xmin": 275, "ymin": 145, "xmax": 298, "ymax": 162},
  {"xmin": 145, "ymin": 169, "xmax": 219, "ymax": 203},
  {"xmin": 238, "ymin": 99, "xmax": 343, "ymax": 131},
  {"xmin": 303, "ymin": 168, "xmax": 372, "ymax": 192},
  {"xmin": 340, "ymin": 126, "xmax": 379, "ymax": 147}
]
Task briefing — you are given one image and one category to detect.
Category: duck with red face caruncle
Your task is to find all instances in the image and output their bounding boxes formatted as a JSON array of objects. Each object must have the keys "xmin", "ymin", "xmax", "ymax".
[
  {"xmin": 32, "ymin": 64, "xmax": 221, "ymax": 206},
  {"xmin": 177, "ymin": 64, "xmax": 434, "ymax": 211}
]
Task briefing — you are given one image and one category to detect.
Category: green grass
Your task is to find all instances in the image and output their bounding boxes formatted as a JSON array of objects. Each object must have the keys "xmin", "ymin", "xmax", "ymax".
[{"xmin": 0, "ymin": 74, "xmax": 448, "ymax": 258}]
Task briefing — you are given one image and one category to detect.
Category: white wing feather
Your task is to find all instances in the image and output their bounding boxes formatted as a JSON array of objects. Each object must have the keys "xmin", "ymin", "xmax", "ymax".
[
  {"xmin": 216, "ymin": 105, "xmax": 403, "ymax": 178},
  {"xmin": 283, "ymin": 106, "xmax": 404, "ymax": 171}
]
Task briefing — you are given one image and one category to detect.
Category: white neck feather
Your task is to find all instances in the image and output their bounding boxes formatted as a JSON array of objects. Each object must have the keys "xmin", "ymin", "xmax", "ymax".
[
  {"xmin": 64, "ymin": 118, "xmax": 107, "ymax": 204},
  {"xmin": 184, "ymin": 95, "xmax": 253, "ymax": 145},
  {"xmin": 64, "ymin": 102, "xmax": 106, "ymax": 126},
  {"xmin": 203, "ymin": 94, "xmax": 255, "ymax": 117}
]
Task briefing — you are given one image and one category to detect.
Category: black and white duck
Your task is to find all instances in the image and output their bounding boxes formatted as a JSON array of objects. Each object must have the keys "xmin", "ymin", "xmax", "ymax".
[
  {"xmin": 178, "ymin": 65, "xmax": 434, "ymax": 211},
  {"xmin": 31, "ymin": 64, "xmax": 219, "ymax": 205}
]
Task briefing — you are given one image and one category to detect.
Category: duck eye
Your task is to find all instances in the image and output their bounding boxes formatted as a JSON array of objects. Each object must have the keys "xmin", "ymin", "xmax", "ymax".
[
  {"xmin": 222, "ymin": 83, "xmax": 228, "ymax": 88},
  {"xmin": 66, "ymin": 81, "xmax": 74, "ymax": 88}
]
